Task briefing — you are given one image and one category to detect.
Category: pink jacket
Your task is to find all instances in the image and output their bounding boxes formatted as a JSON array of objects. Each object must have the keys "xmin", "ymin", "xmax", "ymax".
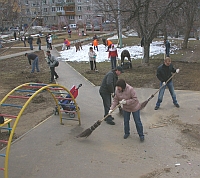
[{"xmin": 110, "ymin": 84, "xmax": 141, "ymax": 112}]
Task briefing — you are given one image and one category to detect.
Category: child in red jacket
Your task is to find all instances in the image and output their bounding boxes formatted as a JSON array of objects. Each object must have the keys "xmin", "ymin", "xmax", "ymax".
[{"xmin": 108, "ymin": 44, "xmax": 118, "ymax": 69}]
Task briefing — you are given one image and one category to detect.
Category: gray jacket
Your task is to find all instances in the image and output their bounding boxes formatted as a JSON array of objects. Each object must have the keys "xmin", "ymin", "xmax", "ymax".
[
  {"xmin": 99, "ymin": 70, "xmax": 118, "ymax": 94},
  {"xmin": 46, "ymin": 54, "xmax": 57, "ymax": 67}
]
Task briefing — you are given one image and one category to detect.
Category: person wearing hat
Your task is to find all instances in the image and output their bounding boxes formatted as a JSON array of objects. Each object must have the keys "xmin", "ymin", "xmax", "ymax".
[
  {"xmin": 109, "ymin": 79, "xmax": 144, "ymax": 141},
  {"xmin": 46, "ymin": 50, "xmax": 59, "ymax": 83},
  {"xmin": 25, "ymin": 53, "xmax": 40, "ymax": 73},
  {"xmin": 99, "ymin": 66, "xmax": 124, "ymax": 125},
  {"xmin": 108, "ymin": 44, "xmax": 118, "ymax": 69}
]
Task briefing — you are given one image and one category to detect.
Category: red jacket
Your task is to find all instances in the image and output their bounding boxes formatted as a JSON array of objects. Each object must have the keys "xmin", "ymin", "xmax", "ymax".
[{"xmin": 108, "ymin": 47, "xmax": 118, "ymax": 58}]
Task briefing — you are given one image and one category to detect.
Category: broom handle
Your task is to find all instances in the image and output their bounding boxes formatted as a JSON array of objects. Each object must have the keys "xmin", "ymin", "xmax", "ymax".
[
  {"xmin": 100, "ymin": 103, "xmax": 121, "ymax": 122},
  {"xmin": 149, "ymin": 72, "xmax": 176, "ymax": 101}
]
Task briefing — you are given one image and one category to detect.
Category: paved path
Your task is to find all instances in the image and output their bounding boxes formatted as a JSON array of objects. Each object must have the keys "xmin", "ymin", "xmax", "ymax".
[{"xmin": 0, "ymin": 45, "xmax": 200, "ymax": 178}]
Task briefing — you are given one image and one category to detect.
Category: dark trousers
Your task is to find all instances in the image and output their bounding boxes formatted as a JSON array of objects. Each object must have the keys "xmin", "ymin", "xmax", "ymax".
[
  {"xmin": 99, "ymin": 92, "xmax": 113, "ymax": 121},
  {"xmin": 94, "ymin": 46, "xmax": 98, "ymax": 51},
  {"xmin": 90, "ymin": 60, "xmax": 97, "ymax": 70},
  {"xmin": 50, "ymin": 67, "xmax": 58, "ymax": 82}
]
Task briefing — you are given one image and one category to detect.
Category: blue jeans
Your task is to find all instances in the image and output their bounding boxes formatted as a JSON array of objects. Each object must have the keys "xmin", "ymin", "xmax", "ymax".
[
  {"xmin": 123, "ymin": 110, "xmax": 144, "ymax": 137},
  {"xmin": 99, "ymin": 92, "xmax": 112, "ymax": 120},
  {"xmin": 110, "ymin": 57, "xmax": 117, "ymax": 69},
  {"xmin": 156, "ymin": 80, "xmax": 178, "ymax": 107},
  {"xmin": 29, "ymin": 43, "xmax": 33, "ymax": 50},
  {"xmin": 31, "ymin": 57, "xmax": 39, "ymax": 73},
  {"xmin": 38, "ymin": 43, "xmax": 41, "ymax": 50},
  {"xmin": 166, "ymin": 48, "xmax": 170, "ymax": 57}
]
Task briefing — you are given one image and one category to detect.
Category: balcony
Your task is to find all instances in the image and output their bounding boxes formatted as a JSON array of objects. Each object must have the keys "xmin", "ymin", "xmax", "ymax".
[{"xmin": 65, "ymin": 11, "xmax": 75, "ymax": 15}]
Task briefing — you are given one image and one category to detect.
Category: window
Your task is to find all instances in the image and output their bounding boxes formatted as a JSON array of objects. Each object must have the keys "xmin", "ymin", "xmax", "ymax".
[
  {"xmin": 44, "ymin": 8, "xmax": 47, "ymax": 12},
  {"xmin": 52, "ymin": 0, "xmax": 55, "ymax": 3},
  {"xmin": 69, "ymin": 16, "xmax": 74, "ymax": 20},
  {"xmin": 78, "ymin": 15, "xmax": 82, "ymax": 20},
  {"xmin": 77, "ymin": 0, "xmax": 81, "ymax": 2},
  {"xmin": 52, "ymin": 7, "xmax": 56, "ymax": 12},
  {"xmin": 87, "ymin": 6, "xmax": 90, "ymax": 11},
  {"xmin": 77, "ymin": 6, "xmax": 81, "ymax": 11},
  {"xmin": 87, "ymin": 15, "xmax": 90, "ymax": 20},
  {"xmin": 43, "ymin": 0, "xmax": 47, "ymax": 4}
]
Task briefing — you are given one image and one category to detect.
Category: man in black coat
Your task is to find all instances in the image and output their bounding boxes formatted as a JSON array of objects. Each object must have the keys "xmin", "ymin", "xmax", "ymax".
[
  {"xmin": 154, "ymin": 57, "xmax": 180, "ymax": 110},
  {"xmin": 99, "ymin": 66, "xmax": 123, "ymax": 125}
]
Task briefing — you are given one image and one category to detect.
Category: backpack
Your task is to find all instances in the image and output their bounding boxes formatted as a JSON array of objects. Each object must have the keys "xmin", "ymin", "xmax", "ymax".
[{"xmin": 54, "ymin": 60, "xmax": 59, "ymax": 67}]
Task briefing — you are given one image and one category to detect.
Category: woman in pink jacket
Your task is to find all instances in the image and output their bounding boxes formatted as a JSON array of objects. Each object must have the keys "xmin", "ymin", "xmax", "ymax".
[{"xmin": 109, "ymin": 79, "xmax": 144, "ymax": 141}]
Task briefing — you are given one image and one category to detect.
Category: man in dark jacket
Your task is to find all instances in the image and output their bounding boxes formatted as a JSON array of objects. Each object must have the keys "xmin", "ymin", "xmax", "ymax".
[
  {"xmin": 164, "ymin": 39, "xmax": 170, "ymax": 57},
  {"xmin": 99, "ymin": 66, "xmax": 123, "ymax": 125},
  {"xmin": 27, "ymin": 35, "xmax": 33, "ymax": 50},
  {"xmin": 36, "ymin": 35, "xmax": 41, "ymax": 50},
  {"xmin": 154, "ymin": 57, "xmax": 180, "ymax": 110},
  {"xmin": 25, "ymin": 53, "xmax": 40, "ymax": 73}
]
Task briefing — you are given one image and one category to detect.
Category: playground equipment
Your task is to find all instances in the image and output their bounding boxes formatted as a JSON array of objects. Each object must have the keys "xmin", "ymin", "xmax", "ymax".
[{"xmin": 0, "ymin": 83, "xmax": 81, "ymax": 178}]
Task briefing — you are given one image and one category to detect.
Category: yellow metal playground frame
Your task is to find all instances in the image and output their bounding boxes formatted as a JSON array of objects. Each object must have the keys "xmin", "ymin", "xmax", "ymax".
[{"xmin": 0, "ymin": 83, "xmax": 81, "ymax": 178}]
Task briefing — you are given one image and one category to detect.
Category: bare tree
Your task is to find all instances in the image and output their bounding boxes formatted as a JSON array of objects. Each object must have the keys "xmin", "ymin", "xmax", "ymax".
[
  {"xmin": 181, "ymin": 0, "xmax": 199, "ymax": 49},
  {"xmin": 128, "ymin": 0, "xmax": 186, "ymax": 63}
]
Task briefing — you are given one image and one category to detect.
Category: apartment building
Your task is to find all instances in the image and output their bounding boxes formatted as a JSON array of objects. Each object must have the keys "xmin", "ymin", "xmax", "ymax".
[{"xmin": 19, "ymin": 0, "xmax": 104, "ymax": 28}]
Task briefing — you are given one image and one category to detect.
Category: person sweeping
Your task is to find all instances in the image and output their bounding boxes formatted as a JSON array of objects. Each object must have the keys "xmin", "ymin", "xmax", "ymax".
[
  {"xmin": 109, "ymin": 79, "xmax": 145, "ymax": 141},
  {"xmin": 154, "ymin": 57, "xmax": 180, "ymax": 110}
]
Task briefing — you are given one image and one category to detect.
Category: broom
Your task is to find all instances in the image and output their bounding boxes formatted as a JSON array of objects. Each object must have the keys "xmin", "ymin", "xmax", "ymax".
[
  {"xmin": 140, "ymin": 72, "xmax": 176, "ymax": 110},
  {"xmin": 76, "ymin": 104, "xmax": 121, "ymax": 138}
]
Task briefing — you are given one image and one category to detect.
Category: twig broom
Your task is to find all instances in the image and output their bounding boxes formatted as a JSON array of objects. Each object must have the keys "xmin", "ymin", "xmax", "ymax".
[
  {"xmin": 76, "ymin": 104, "xmax": 121, "ymax": 138},
  {"xmin": 140, "ymin": 72, "xmax": 176, "ymax": 110}
]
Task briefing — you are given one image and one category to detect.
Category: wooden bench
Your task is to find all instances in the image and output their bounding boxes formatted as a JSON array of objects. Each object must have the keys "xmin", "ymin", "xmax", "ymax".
[{"xmin": 0, "ymin": 118, "xmax": 12, "ymax": 135}]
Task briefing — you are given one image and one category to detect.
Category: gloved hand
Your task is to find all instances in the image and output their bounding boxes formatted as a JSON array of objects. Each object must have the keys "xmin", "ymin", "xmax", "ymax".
[
  {"xmin": 162, "ymin": 82, "xmax": 166, "ymax": 86},
  {"xmin": 176, "ymin": 69, "xmax": 180, "ymax": 73},
  {"xmin": 119, "ymin": 99, "xmax": 126, "ymax": 105},
  {"xmin": 108, "ymin": 110, "xmax": 113, "ymax": 115}
]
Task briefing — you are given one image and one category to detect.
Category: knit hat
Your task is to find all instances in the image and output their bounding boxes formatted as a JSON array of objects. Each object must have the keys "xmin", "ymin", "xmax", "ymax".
[{"xmin": 116, "ymin": 66, "xmax": 124, "ymax": 73}]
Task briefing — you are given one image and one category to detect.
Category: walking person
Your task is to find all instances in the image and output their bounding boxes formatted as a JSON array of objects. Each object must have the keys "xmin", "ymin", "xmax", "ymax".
[
  {"xmin": 48, "ymin": 34, "xmax": 52, "ymax": 50},
  {"xmin": 46, "ymin": 35, "xmax": 50, "ymax": 49},
  {"xmin": 99, "ymin": 66, "xmax": 124, "ymax": 125},
  {"xmin": 106, "ymin": 39, "xmax": 112, "ymax": 52},
  {"xmin": 108, "ymin": 44, "xmax": 118, "ymax": 69},
  {"xmin": 164, "ymin": 39, "xmax": 170, "ymax": 57},
  {"xmin": 27, "ymin": 35, "xmax": 33, "ymax": 50},
  {"xmin": 46, "ymin": 50, "xmax": 59, "ymax": 83},
  {"xmin": 154, "ymin": 57, "xmax": 180, "ymax": 110},
  {"xmin": 109, "ymin": 79, "xmax": 144, "ymax": 142},
  {"xmin": 21, "ymin": 35, "xmax": 26, "ymax": 47},
  {"xmin": 14, "ymin": 31, "xmax": 17, "ymax": 40},
  {"xmin": 25, "ymin": 53, "xmax": 40, "ymax": 73},
  {"xmin": 109, "ymin": 79, "xmax": 145, "ymax": 141},
  {"xmin": 68, "ymin": 28, "xmax": 72, "ymax": 38},
  {"xmin": 36, "ymin": 35, "xmax": 41, "ymax": 50},
  {"xmin": 88, "ymin": 47, "xmax": 97, "ymax": 71}
]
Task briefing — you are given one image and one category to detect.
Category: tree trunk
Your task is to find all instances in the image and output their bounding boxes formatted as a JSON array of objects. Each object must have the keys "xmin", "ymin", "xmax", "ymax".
[
  {"xmin": 182, "ymin": 27, "xmax": 190, "ymax": 49},
  {"xmin": 143, "ymin": 42, "xmax": 150, "ymax": 63}
]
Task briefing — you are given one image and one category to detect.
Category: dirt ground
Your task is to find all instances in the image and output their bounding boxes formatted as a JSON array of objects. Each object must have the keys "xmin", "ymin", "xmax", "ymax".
[{"xmin": 0, "ymin": 41, "xmax": 200, "ymax": 157}]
